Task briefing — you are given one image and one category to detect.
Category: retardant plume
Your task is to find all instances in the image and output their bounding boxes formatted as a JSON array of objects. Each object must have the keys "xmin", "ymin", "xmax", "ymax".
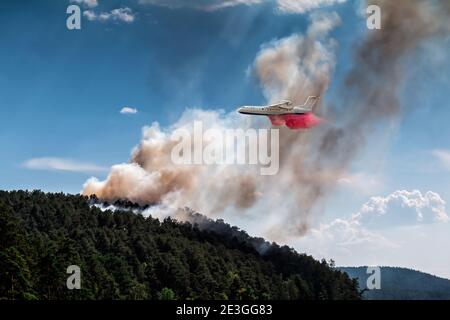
[{"xmin": 83, "ymin": 1, "xmax": 449, "ymax": 240}]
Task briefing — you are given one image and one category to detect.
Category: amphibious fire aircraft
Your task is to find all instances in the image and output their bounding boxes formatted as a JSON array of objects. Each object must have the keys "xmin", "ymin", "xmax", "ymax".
[{"xmin": 238, "ymin": 96, "xmax": 321, "ymax": 129}]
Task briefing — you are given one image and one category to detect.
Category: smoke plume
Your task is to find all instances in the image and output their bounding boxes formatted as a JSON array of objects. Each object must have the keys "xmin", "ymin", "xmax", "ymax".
[
  {"xmin": 83, "ymin": 1, "xmax": 449, "ymax": 240},
  {"xmin": 84, "ymin": 111, "xmax": 262, "ymax": 216}
]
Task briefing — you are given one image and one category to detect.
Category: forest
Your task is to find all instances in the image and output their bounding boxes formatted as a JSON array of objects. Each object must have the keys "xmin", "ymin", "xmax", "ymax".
[{"xmin": 0, "ymin": 190, "xmax": 360, "ymax": 300}]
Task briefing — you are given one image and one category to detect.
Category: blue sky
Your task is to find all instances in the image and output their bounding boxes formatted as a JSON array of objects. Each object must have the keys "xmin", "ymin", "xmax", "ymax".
[
  {"xmin": 1, "ymin": 0, "xmax": 450, "ymax": 277},
  {"xmin": 0, "ymin": 0, "xmax": 365, "ymax": 193}
]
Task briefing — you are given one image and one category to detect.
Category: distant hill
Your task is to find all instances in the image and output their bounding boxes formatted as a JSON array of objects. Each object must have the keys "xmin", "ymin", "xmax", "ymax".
[
  {"xmin": 340, "ymin": 267, "xmax": 450, "ymax": 300},
  {"xmin": 0, "ymin": 190, "xmax": 359, "ymax": 300}
]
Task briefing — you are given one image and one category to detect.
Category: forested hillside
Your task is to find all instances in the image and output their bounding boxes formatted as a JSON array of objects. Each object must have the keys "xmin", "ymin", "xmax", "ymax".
[
  {"xmin": 0, "ymin": 190, "xmax": 360, "ymax": 300},
  {"xmin": 340, "ymin": 267, "xmax": 450, "ymax": 300}
]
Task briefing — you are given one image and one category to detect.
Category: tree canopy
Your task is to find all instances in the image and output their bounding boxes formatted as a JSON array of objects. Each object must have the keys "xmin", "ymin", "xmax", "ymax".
[{"xmin": 0, "ymin": 190, "xmax": 360, "ymax": 300}]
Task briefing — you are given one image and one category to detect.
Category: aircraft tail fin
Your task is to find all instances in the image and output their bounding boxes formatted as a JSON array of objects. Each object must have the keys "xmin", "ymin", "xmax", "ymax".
[{"xmin": 301, "ymin": 96, "xmax": 320, "ymax": 111}]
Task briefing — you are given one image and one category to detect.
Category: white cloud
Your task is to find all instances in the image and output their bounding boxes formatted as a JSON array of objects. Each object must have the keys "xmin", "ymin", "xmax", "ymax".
[
  {"xmin": 311, "ymin": 190, "xmax": 449, "ymax": 251},
  {"xmin": 138, "ymin": 0, "xmax": 346, "ymax": 13},
  {"xmin": 356, "ymin": 190, "xmax": 449, "ymax": 224},
  {"xmin": 84, "ymin": 7, "xmax": 135, "ymax": 23},
  {"xmin": 83, "ymin": 10, "xmax": 97, "ymax": 21},
  {"xmin": 296, "ymin": 190, "xmax": 450, "ymax": 277},
  {"xmin": 204, "ymin": 0, "xmax": 264, "ymax": 11},
  {"xmin": 138, "ymin": 0, "xmax": 263, "ymax": 11},
  {"xmin": 277, "ymin": 0, "xmax": 347, "ymax": 14},
  {"xmin": 23, "ymin": 157, "xmax": 108, "ymax": 174},
  {"xmin": 432, "ymin": 149, "xmax": 450, "ymax": 171},
  {"xmin": 70, "ymin": 0, "xmax": 98, "ymax": 9},
  {"xmin": 337, "ymin": 172, "xmax": 384, "ymax": 195},
  {"xmin": 299, "ymin": 218, "xmax": 397, "ymax": 258},
  {"xmin": 120, "ymin": 107, "xmax": 138, "ymax": 114}
]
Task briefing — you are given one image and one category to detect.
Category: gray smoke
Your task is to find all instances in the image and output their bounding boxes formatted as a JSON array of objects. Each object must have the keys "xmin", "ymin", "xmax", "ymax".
[{"xmin": 255, "ymin": 0, "xmax": 450, "ymax": 238}]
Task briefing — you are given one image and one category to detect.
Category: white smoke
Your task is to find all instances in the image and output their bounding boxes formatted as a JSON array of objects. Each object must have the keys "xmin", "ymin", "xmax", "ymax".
[
  {"xmin": 84, "ymin": 109, "xmax": 264, "ymax": 216},
  {"xmin": 253, "ymin": 11, "xmax": 340, "ymax": 104},
  {"xmin": 83, "ymin": 13, "xmax": 341, "ymax": 239}
]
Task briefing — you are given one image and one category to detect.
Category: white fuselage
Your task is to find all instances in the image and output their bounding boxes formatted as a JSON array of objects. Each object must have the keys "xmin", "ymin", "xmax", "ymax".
[
  {"xmin": 238, "ymin": 104, "xmax": 309, "ymax": 116},
  {"xmin": 238, "ymin": 97, "xmax": 318, "ymax": 116}
]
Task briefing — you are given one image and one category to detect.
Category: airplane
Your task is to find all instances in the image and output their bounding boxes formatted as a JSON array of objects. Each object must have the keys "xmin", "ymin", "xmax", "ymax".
[{"xmin": 238, "ymin": 96, "xmax": 321, "ymax": 129}]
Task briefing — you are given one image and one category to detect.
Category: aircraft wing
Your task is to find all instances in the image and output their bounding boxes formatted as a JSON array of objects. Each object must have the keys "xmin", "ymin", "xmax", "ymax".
[
  {"xmin": 277, "ymin": 104, "xmax": 294, "ymax": 110},
  {"xmin": 291, "ymin": 106, "xmax": 311, "ymax": 113},
  {"xmin": 269, "ymin": 100, "xmax": 292, "ymax": 109}
]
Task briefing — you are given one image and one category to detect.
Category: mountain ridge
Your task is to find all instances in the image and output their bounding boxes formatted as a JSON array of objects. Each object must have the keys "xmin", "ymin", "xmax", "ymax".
[
  {"xmin": 340, "ymin": 266, "xmax": 450, "ymax": 300},
  {"xmin": 0, "ymin": 190, "xmax": 360, "ymax": 300}
]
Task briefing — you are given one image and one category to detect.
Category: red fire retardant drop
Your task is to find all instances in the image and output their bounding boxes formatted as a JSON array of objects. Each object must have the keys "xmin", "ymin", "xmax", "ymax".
[
  {"xmin": 268, "ymin": 115, "xmax": 286, "ymax": 126},
  {"xmin": 269, "ymin": 113, "xmax": 321, "ymax": 129}
]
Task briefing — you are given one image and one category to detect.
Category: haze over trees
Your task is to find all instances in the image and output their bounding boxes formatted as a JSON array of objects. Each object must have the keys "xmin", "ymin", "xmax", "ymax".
[
  {"xmin": 340, "ymin": 267, "xmax": 450, "ymax": 300},
  {"xmin": 0, "ymin": 190, "xmax": 360, "ymax": 300}
]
